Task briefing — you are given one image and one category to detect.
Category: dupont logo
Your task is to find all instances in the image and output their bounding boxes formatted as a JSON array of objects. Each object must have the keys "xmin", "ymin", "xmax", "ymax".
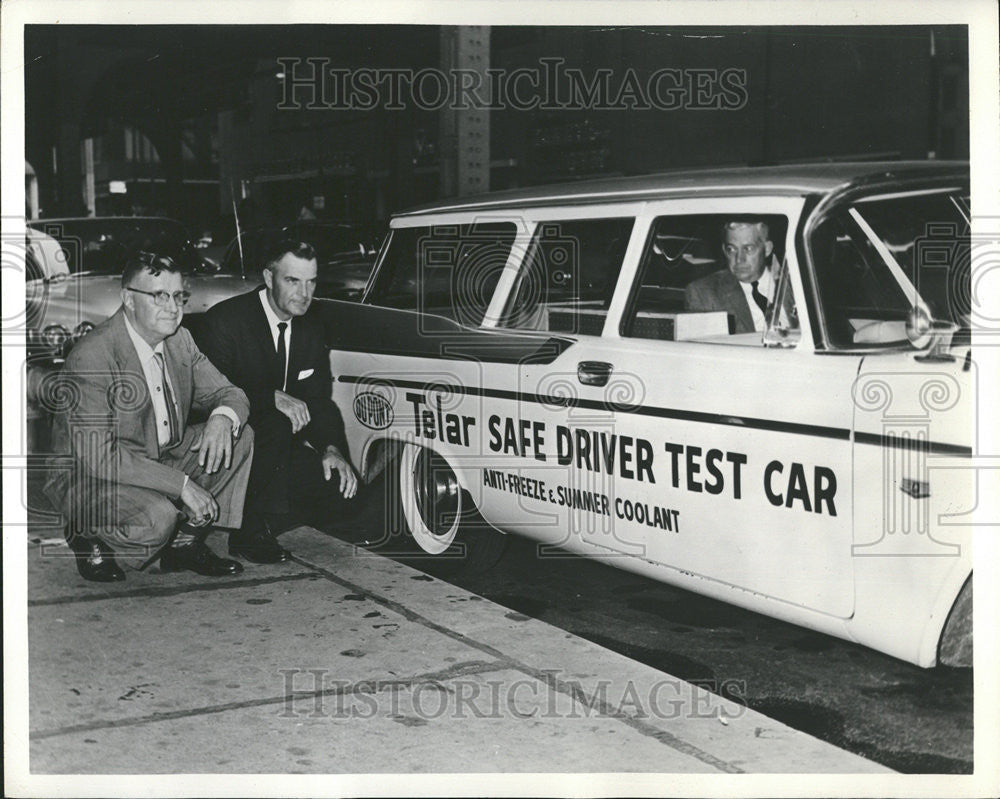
[{"xmin": 353, "ymin": 391, "xmax": 394, "ymax": 430}]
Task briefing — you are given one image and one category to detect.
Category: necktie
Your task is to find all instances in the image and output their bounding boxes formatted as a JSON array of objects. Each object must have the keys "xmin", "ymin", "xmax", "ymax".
[
  {"xmin": 153, "ymin": 352, "xmax": 180, "ymax": 447},
  {"xmin": 276, "ymin": 322, "xmax": 288, "ymax": 391},
  {"xmin": 750, "ymin": 280, "xmax": 769, "ymax": 315}
]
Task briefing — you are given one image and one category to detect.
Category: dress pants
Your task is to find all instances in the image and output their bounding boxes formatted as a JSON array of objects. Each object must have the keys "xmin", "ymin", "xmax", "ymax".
[
  {"xmin": 239, "ymin": 409, "xmax": 353, "ymax": 537},
  {"xmin": 77, "ymin": 423, "xmax": 254, "ymax": 569}
]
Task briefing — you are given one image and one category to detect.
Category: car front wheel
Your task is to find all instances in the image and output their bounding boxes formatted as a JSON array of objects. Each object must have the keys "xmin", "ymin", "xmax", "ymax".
[{"xmin": 393, "ymin": 443, "xmax": 507, "ymax": 574}]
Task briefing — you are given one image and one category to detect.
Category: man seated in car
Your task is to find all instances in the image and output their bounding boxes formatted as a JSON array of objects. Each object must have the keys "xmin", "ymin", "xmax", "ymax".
[{"xmin": 684, "ymin": 217, "xmax": 780, "ymax": 334}]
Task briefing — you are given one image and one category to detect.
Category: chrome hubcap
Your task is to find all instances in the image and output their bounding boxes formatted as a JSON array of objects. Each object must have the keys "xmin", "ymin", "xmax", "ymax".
[{"xmin": 413, "ymin": 449, "xmax": 461, "ymax": 538}]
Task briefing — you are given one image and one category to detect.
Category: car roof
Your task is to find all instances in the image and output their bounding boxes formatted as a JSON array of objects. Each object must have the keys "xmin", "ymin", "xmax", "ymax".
[{"xmin": 395, "ymin": 160, "xmax": 969, "ymax": 218}]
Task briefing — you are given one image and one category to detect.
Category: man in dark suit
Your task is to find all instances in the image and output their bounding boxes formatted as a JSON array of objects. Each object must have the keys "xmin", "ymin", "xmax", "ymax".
[
  {"xmin": 45, "ymin": 252, "xmax": 253, "ymax": 582},
  {"xmin": 198, "ymin": 239, "xmax": 358, "ymax": 564},
  {"xmin": 685, "ymin": 218, "xmax": 780, "ymax": 334}
]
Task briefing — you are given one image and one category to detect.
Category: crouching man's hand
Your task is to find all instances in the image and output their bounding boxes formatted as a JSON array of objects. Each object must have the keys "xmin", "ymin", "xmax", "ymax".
[
  {"xmin": 322, "ymin": 446, "xmax": 358, "ymax": 498},
  {"xmin": 191, "ymin": 414, "xmax": 234, "ymax": 474},
  {"xmin": 181, "ymin": 478, "xmax": 219, "ymax": 527},
  {"xmin": 275, "ymin": 390, "xmax": 311, "ymax": 434}
]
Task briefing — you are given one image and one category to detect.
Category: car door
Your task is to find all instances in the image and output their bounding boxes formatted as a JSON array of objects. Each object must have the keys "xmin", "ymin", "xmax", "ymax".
[
  {"xmin": 487, "ymin": 196, "xmax": 859, "ymax": 619},
  {"xmin": 470, "ymin": 204, "xmax": 647, "ymax": 549}
]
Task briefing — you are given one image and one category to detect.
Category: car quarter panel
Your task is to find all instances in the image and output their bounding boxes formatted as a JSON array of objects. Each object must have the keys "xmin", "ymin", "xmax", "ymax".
[{"xmin": 850, "ymin": 349, "xmax": 974, "ymax": 666}]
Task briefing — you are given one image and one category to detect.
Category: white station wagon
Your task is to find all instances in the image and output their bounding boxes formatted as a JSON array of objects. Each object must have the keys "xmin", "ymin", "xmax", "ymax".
[{"xmin": 318, "ymin": 162, "xmax": 973, "ymax": 668}]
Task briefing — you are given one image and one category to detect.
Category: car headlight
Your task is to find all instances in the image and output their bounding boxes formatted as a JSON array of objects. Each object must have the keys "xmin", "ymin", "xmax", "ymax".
[
  {"xmin": 72, "ymin": 321, "xmax": 95, "ymax": 341},
  {"xmin": 42, "ymin": 324, "xmax": 70, "ymax": 349}
]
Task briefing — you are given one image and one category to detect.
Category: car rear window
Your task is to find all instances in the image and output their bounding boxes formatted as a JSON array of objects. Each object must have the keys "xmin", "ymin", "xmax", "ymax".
[{"xmin": 366, "ymin": 221, "xmax": 518, "ymax": 328}]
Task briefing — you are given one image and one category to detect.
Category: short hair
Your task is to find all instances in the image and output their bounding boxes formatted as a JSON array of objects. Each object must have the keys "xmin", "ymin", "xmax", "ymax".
[
  {"xmin": 263, "ymin": 239, "xmax": 316, "ymax": 272},
  {"xmin": 121, "ymin": 251, "xmax": 181, "ymax": 288},
  {"xmin": 721, "ymin": 218, "xmax": 770, "ymax": 241}
]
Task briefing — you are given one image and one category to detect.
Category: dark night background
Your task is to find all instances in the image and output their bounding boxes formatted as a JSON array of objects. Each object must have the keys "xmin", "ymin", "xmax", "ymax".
[{"xmin": 24, "ymin": 25, "xmax": 967, "ymax": 246}]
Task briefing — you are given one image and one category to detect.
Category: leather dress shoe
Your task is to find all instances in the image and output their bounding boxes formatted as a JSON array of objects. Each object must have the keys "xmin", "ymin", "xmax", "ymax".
[
  {"xmin": 229, "ymin": 530, "xmax": 291, "ymax": 564},
  {"xmin": 159, "ymin": 541, "xmax": 244, "ymax": 576},
  {"xmin": 68, "ymin": 536, "xmax": 126, "ymax": 583}
]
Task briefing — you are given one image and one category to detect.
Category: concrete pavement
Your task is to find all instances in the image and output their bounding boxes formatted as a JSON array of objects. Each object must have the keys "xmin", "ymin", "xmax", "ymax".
[{"xmin": 25, "ymin": 526, "xmax": 891, "ymax": 774}]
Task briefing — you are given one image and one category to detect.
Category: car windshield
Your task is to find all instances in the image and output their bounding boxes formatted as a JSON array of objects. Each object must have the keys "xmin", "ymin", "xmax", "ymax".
[
  {"xmin": 808, "ymin": 187, "xmax": 970, "ymax": 348},
  {"xmin": 26, "ymin": 218, "xmax": 229, "ymax": 275},
  {"xmin": 284, "ymin": 224, "xmax": 371, "ymax": 261},
  {"xmin": 223, "ymin": 225, "xmax": 374, "ymax": 273}
]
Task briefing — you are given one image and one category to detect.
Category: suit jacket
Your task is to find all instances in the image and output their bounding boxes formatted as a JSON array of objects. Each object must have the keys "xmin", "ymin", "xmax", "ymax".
[
  {"xmin": 45, "ymin": 308, "xmax": 251, "ymax": 514},
  {"xmin": 197, "ymin": 289, "xmax": 349, "ymax": 457},
  {"xmin": 684, "ymin": 269, "xmax": 758, "ymax": 334}
]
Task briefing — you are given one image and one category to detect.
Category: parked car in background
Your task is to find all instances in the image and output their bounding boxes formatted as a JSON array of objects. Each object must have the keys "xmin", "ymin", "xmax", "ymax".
[
  {"xmin": 221, "ymin": 220, "xmax": 379, "ymax": 301},
  {"xmin": 25, "ymin": 216, "xmax": 258, "ymax": 360},
  {"xmin": 318, "ymin": 161, "xmax": 972, "ymax": 668}
]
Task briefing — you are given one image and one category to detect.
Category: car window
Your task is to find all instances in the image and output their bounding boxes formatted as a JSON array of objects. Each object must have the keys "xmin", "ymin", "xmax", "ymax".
[
  {"xmin": 851, "ymin": 191, "xmax": 970, "ymax": 327},
  {"xmin": 621, "ymin": 214, "xmax": 789, "ymax": 343},
  {"xmin": 808, "ymin": 189, "xmax": 969, "ymax": 348},
  {"xmin": 810, "ymin": 212, "xmax": 909, "ymax": 347},
  {"xmin": 366, "ymin": 221, "xmax": 517, "ymax": 328},
  {"xmin": 500, "ymin": 217, "xmax": 635, "ymax": 334}
]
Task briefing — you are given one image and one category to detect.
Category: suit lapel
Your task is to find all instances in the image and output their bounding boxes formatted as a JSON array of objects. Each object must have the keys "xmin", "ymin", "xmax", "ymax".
[
  {"xmin": 719, "ymin": 273, "xmax": 755, "ymax": 333},
  {"xmin": 249, "ymin": 292, "xmax": 282, "ymax": 388},
  {"xmin": 163, "ymin": 333, "xmax": 191, "ymax": 437},
  {"xmin": 109, "ymin": 310, "xmax": 160, "ymax": 459},
  {"xmin": 286, "ymin": 317, "xmax": 307, "ymax": 389}
]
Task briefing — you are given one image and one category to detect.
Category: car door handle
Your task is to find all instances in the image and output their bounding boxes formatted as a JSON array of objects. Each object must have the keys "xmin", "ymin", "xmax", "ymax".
[{"xmin": 577, "ymin": 361, "xmax": 613, "ymax": 387}]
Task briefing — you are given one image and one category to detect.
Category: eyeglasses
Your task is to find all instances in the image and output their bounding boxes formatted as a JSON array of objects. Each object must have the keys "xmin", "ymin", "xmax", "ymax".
[{"xmin": 126, "ymin": 287, "xmax": 191, "ymax": 307}]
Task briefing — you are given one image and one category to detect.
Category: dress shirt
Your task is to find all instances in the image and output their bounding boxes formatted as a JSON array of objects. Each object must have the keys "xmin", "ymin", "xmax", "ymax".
[
  {"xmin": 122, "ymin": 314, "xmax": 240, "ymax": 447},
  {"xmin": 259, "ymin": 287, "xmax": 292, "ymax": 391}
]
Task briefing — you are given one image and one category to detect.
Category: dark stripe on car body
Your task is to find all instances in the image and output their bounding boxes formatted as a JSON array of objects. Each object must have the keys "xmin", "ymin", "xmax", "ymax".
[{"xmin": 336, "ymin": 374, "xmax": 971, "ymax": 456}]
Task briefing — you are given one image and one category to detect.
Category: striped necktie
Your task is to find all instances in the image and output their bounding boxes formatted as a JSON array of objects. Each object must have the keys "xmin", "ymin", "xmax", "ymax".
[{"xmin": 153, "ymin": 352, "xmax": 180, "ymax": 447}]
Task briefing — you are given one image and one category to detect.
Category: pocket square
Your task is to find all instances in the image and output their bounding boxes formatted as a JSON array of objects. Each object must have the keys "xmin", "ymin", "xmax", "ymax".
[{"xmin": 297, "ymin": 368, "xmax": 314, "ymax": 380}]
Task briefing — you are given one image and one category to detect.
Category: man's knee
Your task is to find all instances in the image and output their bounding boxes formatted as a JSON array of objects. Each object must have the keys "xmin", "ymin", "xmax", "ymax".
[
  {"xmin": 94, "ymin": 492, "xmax": 179, "ymax": 566},
  {"xmin": 133, "ymin": 494, "xmax": 180, "ymax": 547},
  {"xmin": 233, "ymin": 424, "xmax": 254, "ymax": 466}
]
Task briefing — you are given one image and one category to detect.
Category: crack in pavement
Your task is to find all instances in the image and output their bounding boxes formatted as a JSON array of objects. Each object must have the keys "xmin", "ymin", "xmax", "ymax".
[
  {"xmin": 29, "ymin": 549, "xmax": 747, "ymax": 773},
  {"xmin": 29, "ymin": 571, "xmax": 320, "ymax": 607},
  {"xmin": 29, "ymin": 660, "xmax": 507, "ymax": 741},
  {"xmin": 289, "ymin": 553, "xmax": 745, "ymax": 774}
]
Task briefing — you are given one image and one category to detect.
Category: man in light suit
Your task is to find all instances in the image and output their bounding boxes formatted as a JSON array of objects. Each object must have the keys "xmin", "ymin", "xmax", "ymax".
[
  {"xmin": 198, "ymin": 239, "xmax": 358, "ymax": 565},
  {"xmin": 45, "ymin": 252, "xmax": 253, "ymax": 582},
  {"xmin": 685, "ymin": 218, "xmax": 780, "ymax": 334}
]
